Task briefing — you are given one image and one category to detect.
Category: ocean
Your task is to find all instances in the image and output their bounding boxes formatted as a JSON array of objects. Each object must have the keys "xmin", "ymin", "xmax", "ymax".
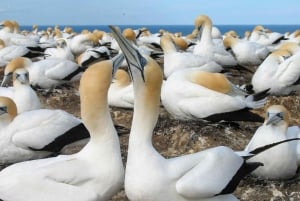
[{"xmin": 20, "ymin": 24, "xmax": 300, "ymax": 37}]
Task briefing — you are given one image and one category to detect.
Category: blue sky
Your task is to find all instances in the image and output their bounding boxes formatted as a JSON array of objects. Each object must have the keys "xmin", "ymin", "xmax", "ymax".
[{"xmin": 0, "ymin": 0, "xmax": 299, "ymax": 26}]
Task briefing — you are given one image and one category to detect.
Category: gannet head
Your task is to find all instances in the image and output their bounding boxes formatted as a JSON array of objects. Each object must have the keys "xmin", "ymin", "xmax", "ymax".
[
  {"xmin": 265, "ymin": 105, "xmax": 289, "ymax": 128},
  {"xmin": 1, "ymin": 57, "xmax": 32, "ymax": 87},
  {"xmin": 0, "ymin": 96, "xmax": 17, "ymax": 121}
]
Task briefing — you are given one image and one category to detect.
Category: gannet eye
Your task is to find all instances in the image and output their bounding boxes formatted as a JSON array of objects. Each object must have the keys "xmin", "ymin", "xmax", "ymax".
[
  {"xmin": 0, "ymin": 106, "xmax": 8, "ymax": 114},
  {"xmin": 277, "ymin": 112, "xmax": 284, "ymax": 119}
]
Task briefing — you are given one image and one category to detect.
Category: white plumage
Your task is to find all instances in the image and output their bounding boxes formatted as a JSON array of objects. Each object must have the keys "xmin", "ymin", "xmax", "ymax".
[
  {"xmin": 0, "ymin": 53, "xmax": 125, "ymax": 200},
  {"xmin": 245, "ymin": 105, "xmax": 299, "ymax": 179}
]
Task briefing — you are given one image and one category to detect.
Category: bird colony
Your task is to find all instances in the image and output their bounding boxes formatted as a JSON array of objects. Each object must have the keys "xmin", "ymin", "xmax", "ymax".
[{"xmin": 0, "ymin": 15, "xmax": 299, "ymax": 201}]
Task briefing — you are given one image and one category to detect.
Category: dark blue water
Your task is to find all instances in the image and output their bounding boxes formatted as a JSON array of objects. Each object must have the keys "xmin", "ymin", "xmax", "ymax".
[{"xmin": 20, "ymin": 24, "xmax": 300, "ymax": 37}]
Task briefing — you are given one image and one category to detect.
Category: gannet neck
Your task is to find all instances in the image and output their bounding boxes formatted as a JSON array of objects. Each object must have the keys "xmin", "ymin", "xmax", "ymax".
[
  {"xmin": 79, "ymin": 59, "xmax": 115, "ymax": 141},
  {"xmin": 195, "ymin": 15, "xmax": 213, "ymax": 44},
  {"xmin": 160, "ymin": 35, "xmax": 178, "ymax": 54},
  {"xmin": 130, "ymin": 56, "xmax": 163, "ymax": 145}
]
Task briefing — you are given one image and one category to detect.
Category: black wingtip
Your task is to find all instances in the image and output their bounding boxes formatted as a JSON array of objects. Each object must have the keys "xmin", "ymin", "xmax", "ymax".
[
  {"xmin": 216, "ymin": 161, "xmax": 263, "ymax": 195},
  {"xmin": 244, "ymin": 138, "xmax": 300, "ymax": 160},
  {"xmin": 204, "ymin": 108, "xmax": 264, "ymax": 123},
  {"xmin": 251, "ymin": 88, "xmax": 270, "ymax": 101},
  {"xmin": 30, "ymin": 123, "xmax": 90, "ymax": 153}
]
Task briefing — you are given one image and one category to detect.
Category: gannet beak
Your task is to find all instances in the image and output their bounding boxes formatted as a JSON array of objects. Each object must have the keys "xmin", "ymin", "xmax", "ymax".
[
  {"xmin": 266, "ymin": 112, "xmax": 283, "ymax": 125},
  {"xmin": 111, "ymin": 53, "xmax": 125, "ymax": 76},
  {"xmin": 1, "ymin": 73, "xmax": 13, "ymax": 87},
  {"xmin": 109, "ymin": 25, "xmax": 146, "ymax": 80}
]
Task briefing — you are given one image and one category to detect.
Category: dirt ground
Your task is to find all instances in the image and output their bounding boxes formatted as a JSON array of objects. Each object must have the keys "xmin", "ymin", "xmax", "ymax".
[{"xmin": 1, "ymin": 63, "xmax": 300, "ymax": 201}]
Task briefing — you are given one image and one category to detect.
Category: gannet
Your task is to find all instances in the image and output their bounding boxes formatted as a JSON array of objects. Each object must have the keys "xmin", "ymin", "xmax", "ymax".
[
  {"xmin": 108, "ymin": 69, "xmax": 134, "ymax": 109},
  {"xmin": 0, "ymin": 68, "xmax": 41, "ymax": 113},
  {"xmin": 1, "ymin": 57, "xmax": 85, "ymax": 89},
  {"xmin": 0, "ymin": 53, "xmax": 125, "ymax": 201},
  {"xmin": 244, "ymin": 105, "xmax": 300, "ymax": 179},
  {"xmin": 161, "ymin": 68, "xmax": 269, "ymax": 122},
  {"xmin": 0, "ymin": 95, "xmax": 91, "ymax": 164}
]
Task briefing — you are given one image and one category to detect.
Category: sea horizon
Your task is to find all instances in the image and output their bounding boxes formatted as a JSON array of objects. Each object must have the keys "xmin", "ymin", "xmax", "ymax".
[{"xmin": 20, "ymin": 24, "xmax": 300, "ymax": 37}]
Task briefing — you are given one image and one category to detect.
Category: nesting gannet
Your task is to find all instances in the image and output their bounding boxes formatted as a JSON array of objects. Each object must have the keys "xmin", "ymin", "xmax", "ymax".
[
  {"xmin": 69, "ymin": 32, "xmax": 100, "ymax": 56},
  {"xmin": 244, "ymin": 105, "xmax": 300, "ymax": 180},
  {"xmin": 0, "ymin": 68, "xmax": 41, "ymax": 113},
  {"xmin": 0, "ymin": 20, "xmax": 38, "ymax": 47},
  {"xmin": 110, "ymin": 24, "xmax": 284, "ymax": 201},
  {"xmin": 0, "ymin": 39, "xmax": 44, "ymax": 66},
  {"xmin": 0, "ymin": 53, "xmax": 125, "ymax": 201},
  {"xmin": 192, "ymin": 15, "xmax": 237, "ymax": 68},
  {"xmin": 44, "ymin": 38, "xmax": 75, "ymax": 61},
  {"xmin": 248, "ymin": 25, "xmax": 286, "ymax": 47},
  {"xmin": 223, "ymin": 35, "xmax": 270, "ymax": 67},
  {"xmin": 0, "ymin": 95, "xmax": 91, "ymax": 164},
  {"xmin": 251, "ymin": 49, "xmax": 300, "ymax": 95},
  {"xmin": 160, "ymin": 34, "xmax": 222, "ymax": 78},
  {"xmin": 1, "ymin": 57, "xmax": 85, "ymax": 89},
  {"xmin": 77, "ymin": 46, "xmax": 111, "ymax": 67},
  {"xmin": 161, "ymin": 67, "xmax": 269, "ymax": 122},
  {"xmin": 108, "ymin": 69, "xmax": 134, "ymax": 109}
]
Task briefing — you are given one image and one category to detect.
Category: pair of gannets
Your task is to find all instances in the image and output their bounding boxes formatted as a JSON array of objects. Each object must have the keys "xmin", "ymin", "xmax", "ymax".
[
  {"xmin": 0, "ymin": 51, "xmax": 125, "ymax": 200},
  {"xmin": 0, "ymin": 68, "xmax": 41, "ymax": 113},
  {"xmin": 245, "ymin": 105, "xmax": 300, "ymax": 180},
  {"xmin": 109, "ymin": 25, "xmax": 295, "ymax": 201}
]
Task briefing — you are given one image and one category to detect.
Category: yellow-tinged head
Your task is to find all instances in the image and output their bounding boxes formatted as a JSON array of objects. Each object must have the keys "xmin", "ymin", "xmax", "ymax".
[
  {"xmin": 265, "ymin": 105, "xmax": 290, "ymax": 127},
  {"xmin": 0, "ymin": 96, "xmax": 17, "ymax": 121},
  {"xmin": 0, "ymin": 20, "xmax": 15, "ymax": 32},
  {"xmin": 160, "ymin": 34, "xmax": 177, "ymax": 53},
  {"xmin": 171, "ymin": 36, "xmax": 188, "ymax": 51},
  {"xmin": 4, "ymin": 57, "xmax": 31, "ymax": 75},
  {"xmin": 113, "ymin": 69, "xmax": 131, "ymax": 86},
  {"xmin": 224, "ymin": 30, "xmax": 239, "ymax": 38},
  {"xmin": 253, "ymin": 25, "xmax": 265, "ymax": 32},
  {"xmin": 194, "ymin": 15, "xmax": 212, "ymax": 29},
  {"xmin": 0, "ymin": 39, "xmax": 5, "ymax": 49},
  {"xmin": 278, "ymin": 42, "xmax": 300, "ymax": 54},
  {"xmin": 92, "ymin": 29, "xmax": 105, "ymax": 40},
  {"xmin": 122, "ymin": 28, "xmax": 136, "ymax": 41},
  {"xmin": 2, "ymin": 57, "xmax": 32, "ymax": 87},
  {"xmin": 190, "ymin": 71, "xmax": 231, "ymax": 94},
  {"xmin": 223, "ymin": 36, "xmax": 237, "ymax": 49},
  {"xmin": 271, "ymin": 49, "xmax": 292, "ymax": 58},
  {"xmin": 63, "ymin": 26, "xmax": 73, "ymax": 34}
]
